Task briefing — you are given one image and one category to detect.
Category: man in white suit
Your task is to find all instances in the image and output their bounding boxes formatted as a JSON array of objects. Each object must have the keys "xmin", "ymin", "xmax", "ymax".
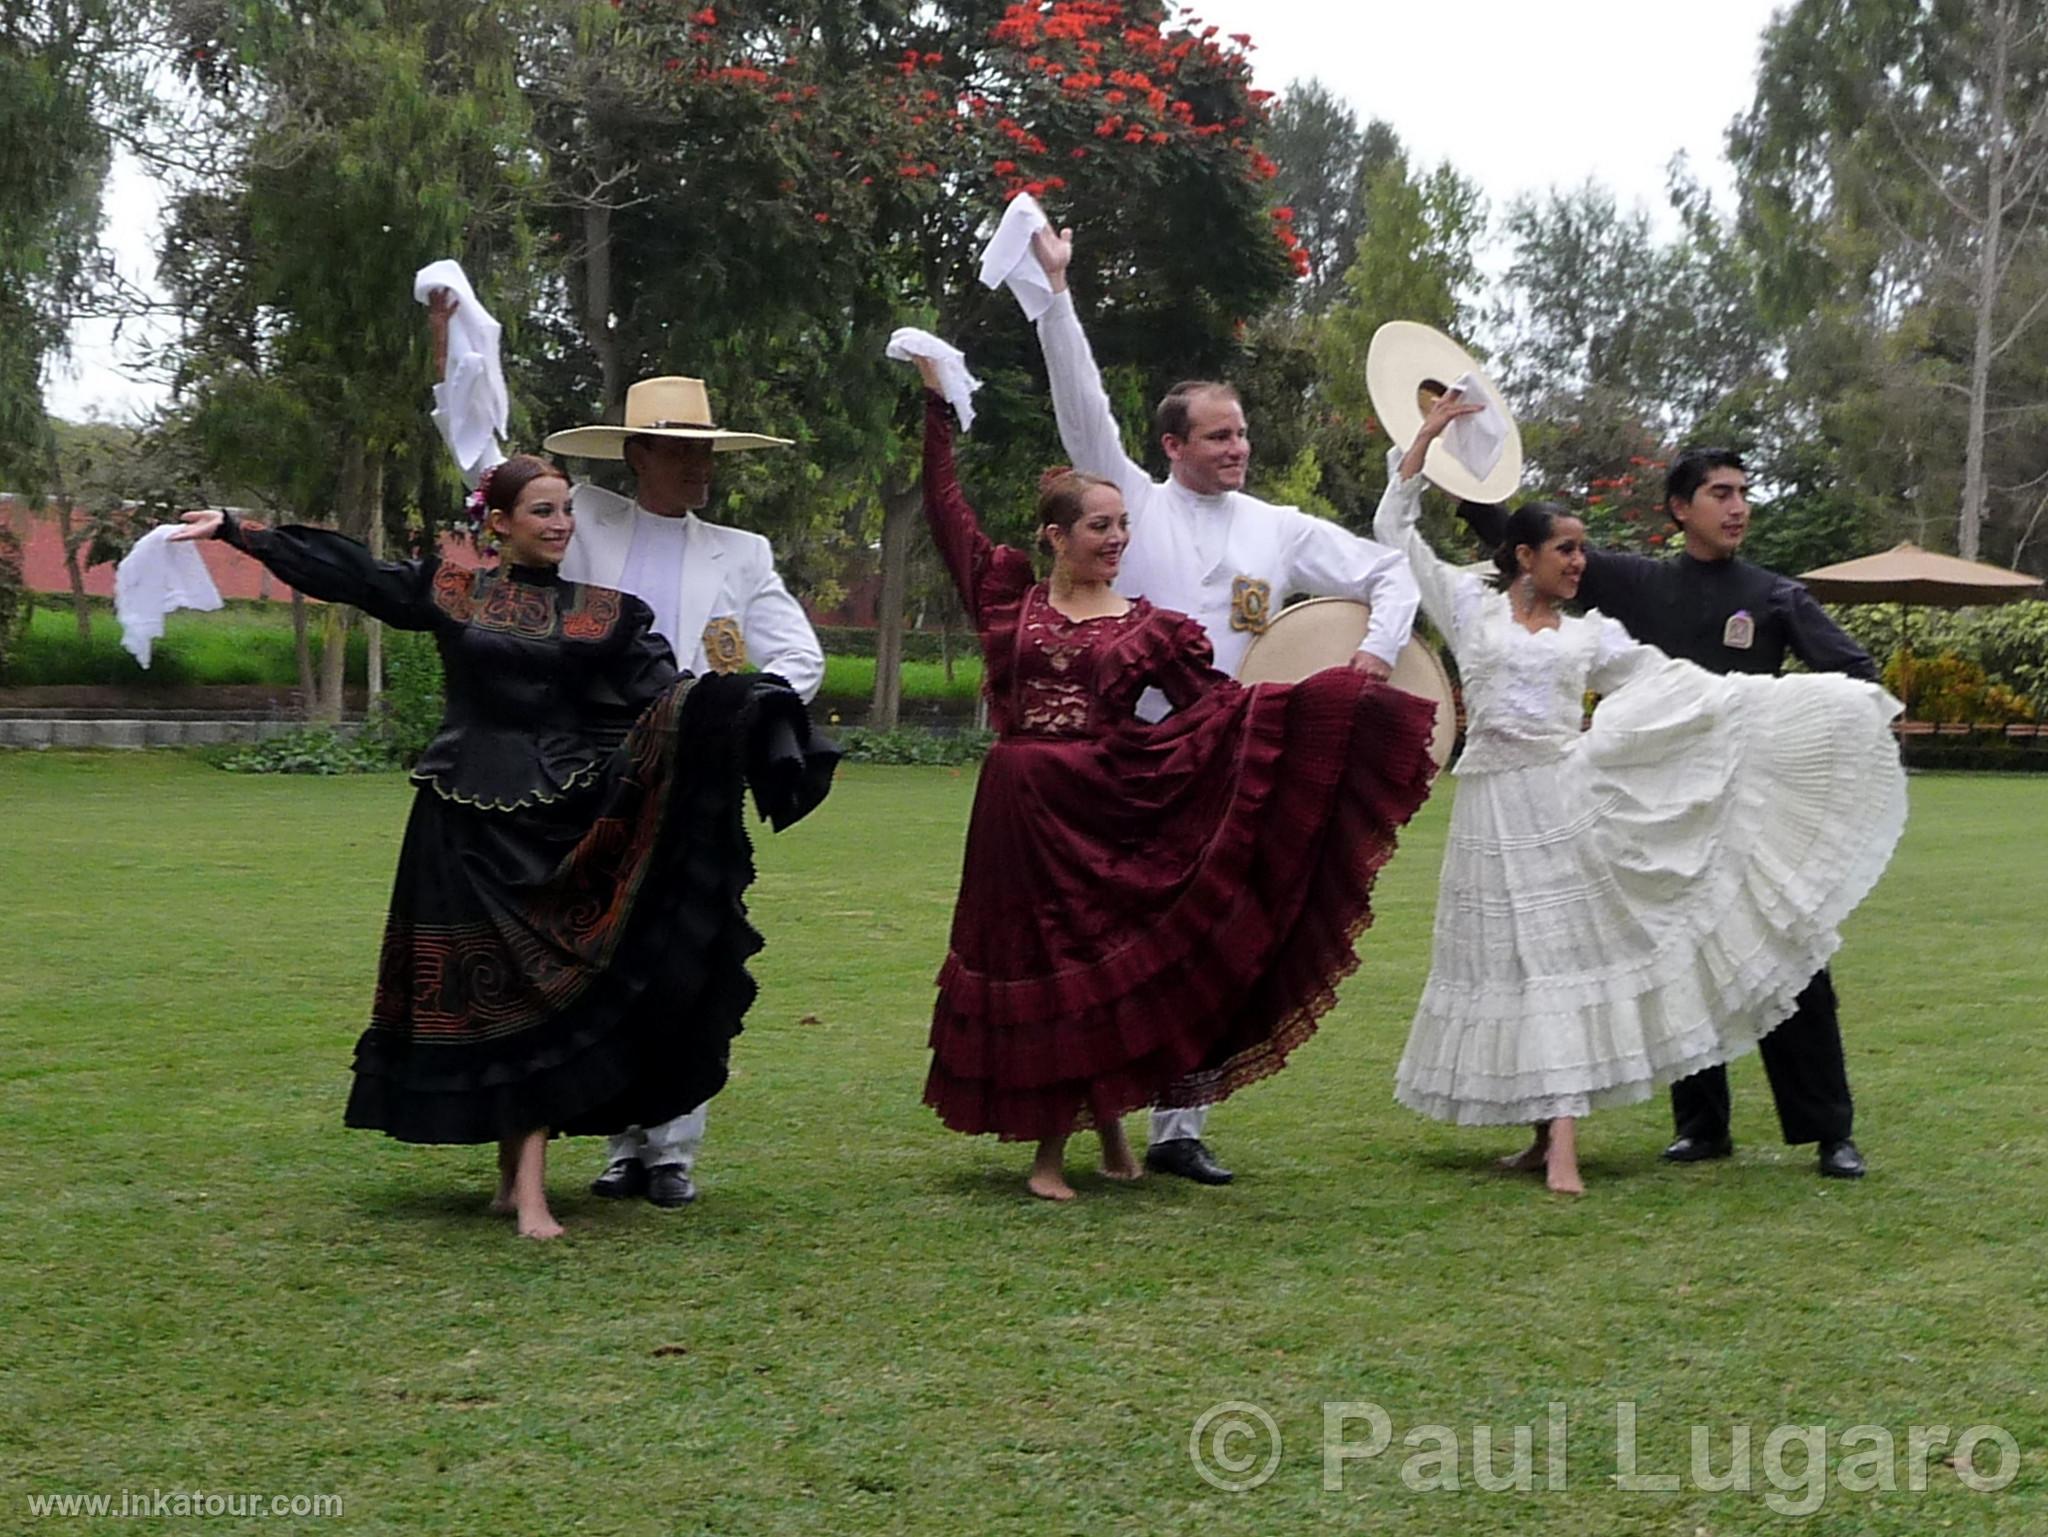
[
  {"xmin": 428, "ymin": 295, "xmax": 824, "ymax": 1208},
  {"xmin": 1026, "ymin": 228, "xmax": 1421, "ymax": 1187}
]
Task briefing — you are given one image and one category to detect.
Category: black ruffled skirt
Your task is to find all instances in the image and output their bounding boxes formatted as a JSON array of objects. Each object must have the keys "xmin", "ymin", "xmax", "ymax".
[{"xmin": 343, "ymin": 674, "xmax": 837, "ymax": 1144}]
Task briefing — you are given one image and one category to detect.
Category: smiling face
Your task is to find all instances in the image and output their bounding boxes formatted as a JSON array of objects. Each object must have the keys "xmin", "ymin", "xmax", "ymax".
[
  {"xmin": 1671, "ymin": 466, "xmax": 1750, "ymax": 561},
  {"xmin": 1163, "ymin": 389, "xmax": 1250, "ymax": 496},
  {"xmin": 1045, "ymin": 484, "xmax": 1130, "ymax": 584},
  {"xmin": 488, "ymin": 475, "xmax": 575, "ymax": 567},
  {"xmin": 624, "ymin": 435, "xmax": 716, "ymax": 517},
  {"xmin": 1518, "ymin": 515, "xmax": 1588, "ymax": 605}
]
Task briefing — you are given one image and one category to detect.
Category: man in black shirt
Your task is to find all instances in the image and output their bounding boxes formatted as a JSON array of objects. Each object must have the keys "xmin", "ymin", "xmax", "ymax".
[{"xmin": 1460, "ymin": 448, "xmax": 1877, "ymax": 1178}]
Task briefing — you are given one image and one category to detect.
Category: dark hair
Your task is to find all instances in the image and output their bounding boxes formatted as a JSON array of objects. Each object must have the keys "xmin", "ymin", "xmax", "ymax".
[
  {"xmin": 1490, "ymin": 500, "xmax": 1575, "ymax": 590},
  {"xmin": 483, "ymin": 453, "xmax": 569, "ymax": 516},
  {"xmin": 1153, "ymin": 380, "xmax": 1242, "ymax": 444},
  {"xmin": 1036, "ymin": 466, "xmax": 1119, "ymax": 556},
  {"xmin": 1664, "ymin": 447, "xmax": 1744, "ymax": 512}
]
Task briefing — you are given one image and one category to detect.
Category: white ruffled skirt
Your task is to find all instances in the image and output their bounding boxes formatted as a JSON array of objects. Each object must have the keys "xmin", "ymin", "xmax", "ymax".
[{"xmin": 1394, "ymin": 662, "xmax": 1907, "ymax": 1126}]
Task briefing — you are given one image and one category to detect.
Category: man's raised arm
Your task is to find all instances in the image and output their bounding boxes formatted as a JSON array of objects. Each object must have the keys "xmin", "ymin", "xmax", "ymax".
[{"xmin": 1029, "ymin": 227, "xmax": 1154, "ymax": 506}]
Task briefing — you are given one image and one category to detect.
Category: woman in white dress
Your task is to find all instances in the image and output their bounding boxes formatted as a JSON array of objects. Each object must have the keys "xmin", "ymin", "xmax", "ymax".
[{"xmin": 1376, "ymin": 395, "xmax": 1907, "ymax": 1194}]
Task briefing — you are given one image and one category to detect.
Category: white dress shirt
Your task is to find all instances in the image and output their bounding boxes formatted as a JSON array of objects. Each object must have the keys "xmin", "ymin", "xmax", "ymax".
[{"xmin": 1035, "ymin": 288, "xmax": 1420, "ymax": 680}]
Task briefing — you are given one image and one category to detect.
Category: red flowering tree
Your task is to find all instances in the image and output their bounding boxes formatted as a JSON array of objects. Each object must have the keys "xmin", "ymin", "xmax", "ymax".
[{"xmin": 514, "ymin": 0, "xmax": 1299, "ymax": 720}]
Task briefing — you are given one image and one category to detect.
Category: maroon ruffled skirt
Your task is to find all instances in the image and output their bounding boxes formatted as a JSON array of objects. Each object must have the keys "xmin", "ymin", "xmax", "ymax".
[{"xmin": 924, "ymin": 672, "xmax": 1439, "ymax": 1140}]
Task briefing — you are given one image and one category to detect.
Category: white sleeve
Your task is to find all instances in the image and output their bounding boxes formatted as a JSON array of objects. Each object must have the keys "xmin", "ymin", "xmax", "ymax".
[
  {"xmin": 1033, "ymin": 289, "xmax": 1155, "ymax": 508},
  {"xmin": 1282, "ymin": 509, "xmax": 1422, "ymax": 667},
  {"xmin": 1586, "ymin": 615, "xmax": 1669, "ymax": 694},
  {"xmin": 739, "ymin": 539, "xmax": 825, "ymax": 703},
  {"xmin": 1371, "ymin": 451, "xmax": 1483, "ymax": 645}
]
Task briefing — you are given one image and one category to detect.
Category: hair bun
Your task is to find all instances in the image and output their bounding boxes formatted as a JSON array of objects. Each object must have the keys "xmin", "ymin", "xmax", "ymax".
[{"xmin": 1037, "ymin": 464, "xmax": 1075, "ymax": 495}]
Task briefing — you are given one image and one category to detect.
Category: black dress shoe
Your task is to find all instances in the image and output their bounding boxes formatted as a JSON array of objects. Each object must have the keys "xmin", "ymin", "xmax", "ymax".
[
  {"xmin": 590, "ymin": 1159, "xmax": 648, "ymax": 1199},
  {"xmin": 1662, "ymin": 1133, "xmax": 1734, "ymax": 1163},
  {"xmin": 1143, "ymin": 1138, "xmax": 1234, "ymax": 1185},
  {"xmin": 645, "ymin": 1164, "xmax": 698, "ymax": 1208},
  {"xmin": 1818, "ymin": 1139, "xmax": 1867, "ymax": 1179}
]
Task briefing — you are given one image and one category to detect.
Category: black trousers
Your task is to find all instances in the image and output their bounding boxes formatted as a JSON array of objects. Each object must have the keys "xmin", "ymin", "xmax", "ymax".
[{"xmin": 1670, "ymin": 970, "xmax": 1853, "ymax": 1146}]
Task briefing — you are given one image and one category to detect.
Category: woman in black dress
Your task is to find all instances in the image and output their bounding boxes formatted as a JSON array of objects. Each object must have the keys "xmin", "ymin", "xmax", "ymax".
[{"xmin": 174, "ymin": 456, "xmax": 834, "ymax": 1238}]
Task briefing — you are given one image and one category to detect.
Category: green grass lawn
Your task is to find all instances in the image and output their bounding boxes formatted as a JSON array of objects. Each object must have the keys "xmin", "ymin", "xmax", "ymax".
[{"xmin": 2, "ymin": 755, "xmax": 2042, "ymax": 1535}]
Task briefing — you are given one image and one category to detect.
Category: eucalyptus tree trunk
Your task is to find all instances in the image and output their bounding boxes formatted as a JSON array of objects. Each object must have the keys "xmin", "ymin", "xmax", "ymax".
[
  {"xmin": 1959, "ymin": 2, "xmax": 2013, "ymax": 562},
  {"xmin": 583, "ymin": 187, "xmax": 624, "ymax": 421}
]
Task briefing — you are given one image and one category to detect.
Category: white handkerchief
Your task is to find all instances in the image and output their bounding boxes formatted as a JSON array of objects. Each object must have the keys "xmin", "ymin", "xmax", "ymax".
[
  {"xmin": 414, "ymin": 258, "xmax": 508, "ymax": 482},
  {"xmin": 976, "ymin": 194, "xmax": 1055, "ymax": 320},
  {"xmin": 115, "ymin": 524, "xmax": 225, "ymax": 668},
  {"xmin": 1442, "ymin": 370, "xmax": 1507, "ymax": 480},
  {"xmin": 886, "ymin": 328, "xmax": 983, "ymax": 433}
]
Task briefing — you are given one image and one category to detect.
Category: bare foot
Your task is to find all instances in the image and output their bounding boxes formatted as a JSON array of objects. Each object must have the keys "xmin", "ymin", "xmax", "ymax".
[
  {"xmin": 1026, "ymin": 1169, "xmax": 1077, "ymax": 1202},
  {"xmin": 1096, "ymin": 1120, "xmax": 1142, "ymax": 1182},
  {"xmin": 518, "ymin": 1211, "xmax": 566, "ymax": 1239},
  {"xmin": 489, "ymin": 1190, "xmax": 517, "ymax": 1216},
  {"xmin": 1497, "ymin": 1142, "xmax": 1548, "ymax": 1174},
  {"xmin": 1543, "ymin": 1118, "xmax": 1582, "ymax": 1195}
]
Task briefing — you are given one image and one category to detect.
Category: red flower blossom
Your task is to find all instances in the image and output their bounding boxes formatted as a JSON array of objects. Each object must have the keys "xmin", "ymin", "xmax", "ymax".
[
  {"xmin": 993, "ymin": 159, "xmax": 1018, "ymax": 175},
  {"xmin": 814, "ymin": 212, "xmax": 830, "ymax": 223},
  {"xmin": 693, "ymin": 6, "xmax": 717, "ymax": 24}
]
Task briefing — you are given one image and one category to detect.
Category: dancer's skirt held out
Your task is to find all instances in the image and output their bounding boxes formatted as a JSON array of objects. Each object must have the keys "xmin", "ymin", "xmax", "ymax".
[
  {"xmin": 924, "ymin": 669, "xmax": 1440, "ymax": 1141},
  {"xmin": 1394, "ymin": 662, "xmax": 1906, "ymax": 1126},
  {"xmin": 344, "ymin": 673, "xmax": 837, "ymax": 1144}
]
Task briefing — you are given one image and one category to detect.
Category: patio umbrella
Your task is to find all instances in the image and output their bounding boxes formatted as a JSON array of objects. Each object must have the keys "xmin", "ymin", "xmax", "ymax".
[
  {"xmin": 1799, "ymin": 542, "xmax": 2043, "ymax": 717},
  {"xmin": 1799, "ymin": 542, "xmax": 2044, "ymax": 606}
]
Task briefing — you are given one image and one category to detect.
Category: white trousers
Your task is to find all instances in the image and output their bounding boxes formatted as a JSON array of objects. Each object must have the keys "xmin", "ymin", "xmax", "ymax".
[
  {"xmin": 1149, "ymin": 1104, "xmax": 1210, "ymax": 1146},
  {"xmin": 603, "ymin": 1104, "xmax": 707, "ymax": 1172}
]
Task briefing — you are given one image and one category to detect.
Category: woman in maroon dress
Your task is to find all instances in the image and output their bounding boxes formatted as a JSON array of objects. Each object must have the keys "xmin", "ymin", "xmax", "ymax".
[{"xmin": 909, "ymin": 365, "xmax": 1440, "ymax": 1200}]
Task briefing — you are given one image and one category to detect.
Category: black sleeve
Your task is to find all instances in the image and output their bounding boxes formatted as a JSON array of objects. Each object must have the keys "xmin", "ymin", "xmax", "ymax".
[
  {"xmin": 1572, "ymin": 549, "xmax": 1666, "ymax": 627},
  {"xmin": 1776, "ymin": 580, "xmax": 1879, "ymax": 680},
  {"xmin": 220, "ymin": 514, "xmax": 441, "ymax": 631},
  {"xmin": 611, "ymin": 595, "xmax": 683, "ymax": 711},
  {"xmin": 1456, "ymin": 500, "xmax": 1510, "ymax": 550},
  {"xmin": 581, "ymin": 595, "xmax": 681, "ymax": 752}
]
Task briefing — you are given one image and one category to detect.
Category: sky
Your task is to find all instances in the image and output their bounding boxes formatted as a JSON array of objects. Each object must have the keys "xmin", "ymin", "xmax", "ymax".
[{"xmin": 47, "ymin": 0, "xmax": 1789, "ymax": 423}]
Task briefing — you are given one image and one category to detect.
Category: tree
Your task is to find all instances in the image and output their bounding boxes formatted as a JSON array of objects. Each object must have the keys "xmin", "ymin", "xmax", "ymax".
[
  {"xmin": 1261, "ymin": 78, "xmax": 1400, "ymax": 315},
  {"xmin": 163, "ymin": 0, "xmax": 535, "ymax": 718},
  {"xmin": 1734, "ymin": 0, "xmax": 2048, "ymax": 562},
  {"xmin": 506, "ymin": 0, "xmax": 1300, "ymax": 723},
  {"xmin": 0, "ymin": 0, "xmax": 137, "ymax": 494}
]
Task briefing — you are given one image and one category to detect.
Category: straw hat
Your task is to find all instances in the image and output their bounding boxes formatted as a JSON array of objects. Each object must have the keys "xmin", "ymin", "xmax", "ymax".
[
  {"xmin": 1364, "ymin": 321, "xmax": 1522, "ymax": 503},
  {"xmin": 1237, "ymin": 597, "xmax": 1459, "ymax": 767},
  {"xmin": 542, "ymin": 376, "xmax": 793, "ymax": 459}
]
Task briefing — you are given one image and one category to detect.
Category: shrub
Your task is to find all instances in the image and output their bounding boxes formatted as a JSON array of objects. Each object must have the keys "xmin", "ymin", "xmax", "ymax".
[
  {"xmin": 364, "ymin": 630, "xmax": 444, "ymax": 766},
  {"xmin": 0, "ymin": 525, "xmax": 24, "ymax": 675},
  {"xmin": 836, "ymin": 726, "xmax": 993, "ymax": 766},
  {"xmin": 1882, "ymin": 650, "xmax": 2034, "ymax": 725},
  {"xmin": 207, "ymin": 725, "xmax": 397, "ymax": 775},
  {"xmin": 1833, "ymin": 600, "xmax": 2048, "ymax": 706}
]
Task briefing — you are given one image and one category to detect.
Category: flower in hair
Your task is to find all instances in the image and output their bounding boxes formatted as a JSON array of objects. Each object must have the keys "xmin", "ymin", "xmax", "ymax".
[{"xmin": 464, "ymin": 464, "xmax": 499, "ymax": 539}]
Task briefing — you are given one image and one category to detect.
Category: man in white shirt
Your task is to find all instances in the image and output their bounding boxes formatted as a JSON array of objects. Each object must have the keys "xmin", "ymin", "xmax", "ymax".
[
  {"xmin": 428, "ymin": 294, "xmax": 824, "ymax": 1208},
  {"xmin": 1028, "ymin": 228, "xmax": 1421, "ymax": 1186}
]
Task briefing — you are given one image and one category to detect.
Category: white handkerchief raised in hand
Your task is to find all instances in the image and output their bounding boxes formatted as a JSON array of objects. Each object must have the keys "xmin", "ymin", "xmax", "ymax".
[
  {"xmin": 976, "ymin": 194, "xmax": 1055, "ymax": 321},
  {"xmin": 116, "ymin": 524, "xmax": 224, "ymax": 668},
  {"xmin": 1442, "ymin": 370, "xmax": 1507, "ymax": 481},
  {"xmin": 886, "ymin": 328, "xmax": 983, "ymax": 434},
  {"xmin": 414, "ymin": 258, "xmax": 508, "ymax": 483}
]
